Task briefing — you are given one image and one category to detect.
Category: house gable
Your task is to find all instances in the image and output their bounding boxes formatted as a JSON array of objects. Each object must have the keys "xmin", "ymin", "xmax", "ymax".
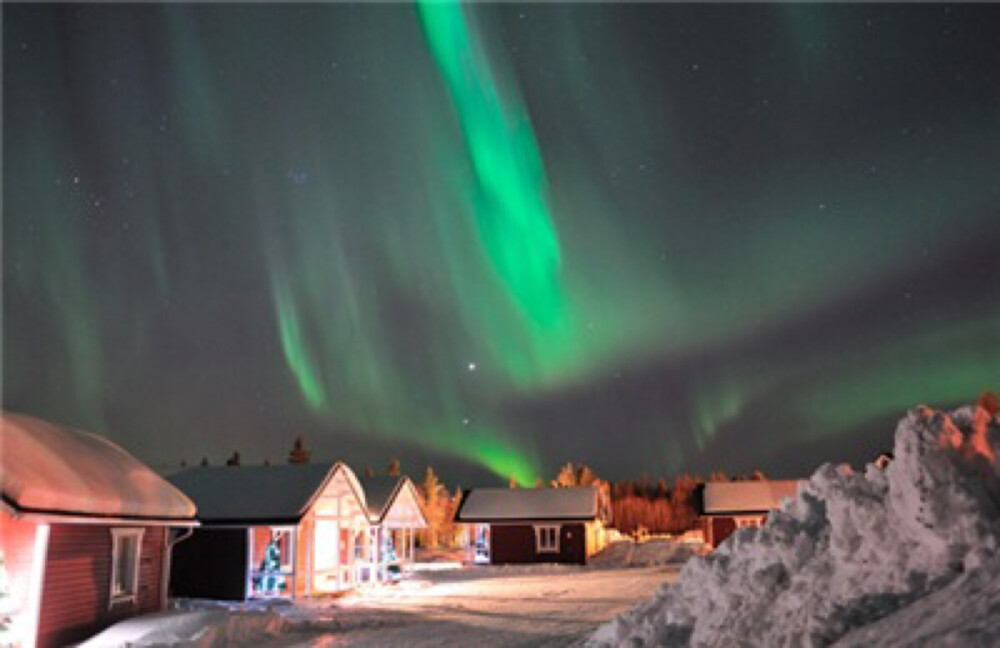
[{"xmin": 380, "ymin": 480, "xmax": 427, "ymax": 529}]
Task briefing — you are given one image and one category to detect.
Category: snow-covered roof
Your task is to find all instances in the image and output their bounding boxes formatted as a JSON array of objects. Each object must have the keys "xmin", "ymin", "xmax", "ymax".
[
  {"xmin": 455, "ymin": 486, "xmax": 600, "ymax": 522},
  {"xmin": 1, "ymin": 412, "xmax": 197, "ymax": 521},
  {"xmin": 168, "ymin": 462, "xmax": 365, "ymax": 524},
  {"xmin": 359, "ymin": 475, "xmax": 427, "ymax": 527},
  {"xmin": 700, "ymin": 480, "xmax": 803, "ymax": 515}
]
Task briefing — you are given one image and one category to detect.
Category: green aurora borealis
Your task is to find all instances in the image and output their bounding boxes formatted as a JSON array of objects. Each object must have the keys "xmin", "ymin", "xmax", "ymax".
[{"xmin": 4, "ymin": 4, "xmax": 999, "ymax": 484}]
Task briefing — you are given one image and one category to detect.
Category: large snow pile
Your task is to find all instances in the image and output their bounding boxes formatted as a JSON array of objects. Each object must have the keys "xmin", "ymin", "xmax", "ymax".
[
  {"xmin": 591, "ymin": 400, "xmax": 1000, "ymax": 647},
  {"xmin": 833, "ymin": 553, "xmax": 1000, "ymax": 646}
]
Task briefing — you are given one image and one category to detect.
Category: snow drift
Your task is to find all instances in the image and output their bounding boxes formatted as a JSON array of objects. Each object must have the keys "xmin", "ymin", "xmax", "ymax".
[
  {"xmin": 77, "ymin": 609, "xmax": 286, "ymax": 647},
  {"xmin": 591, "ymin": 539, "xmax": 703, "ymax": 569},
  {"xmin": 591, "ymin": 399, "xmax": 1000, "ymax": 647}
]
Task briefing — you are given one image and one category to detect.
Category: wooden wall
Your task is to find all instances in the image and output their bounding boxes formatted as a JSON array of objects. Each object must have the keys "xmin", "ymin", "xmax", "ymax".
[
  {"xmin": 708, "ymin": 517, "xmax": 737, "ymax": 548},
  {"xmin": 490, "ymin": 522, "xmax": 587, "ymax": 565},
  {"xmin": 37, "ymin": 524, "xmax": 166, "ymax": 648}
]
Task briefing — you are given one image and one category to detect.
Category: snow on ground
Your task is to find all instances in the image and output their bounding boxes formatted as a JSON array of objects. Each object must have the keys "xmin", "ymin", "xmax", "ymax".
[
  {"xmin": 591, "ymin": 401, "xmax": 1000, "ymax": 647},
  {"xmin": 82, "ymin": 565, "xmax": 680, "ymax": 647}
]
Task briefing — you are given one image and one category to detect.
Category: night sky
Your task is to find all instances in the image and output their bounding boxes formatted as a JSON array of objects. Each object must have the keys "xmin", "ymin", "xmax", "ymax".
[{"xmin": 4, "ymin": 3, "xmax": 999, "ymax": 487}]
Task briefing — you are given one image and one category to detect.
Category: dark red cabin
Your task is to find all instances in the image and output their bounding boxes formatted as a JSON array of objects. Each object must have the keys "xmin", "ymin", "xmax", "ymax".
[
  {"xmin": 454, "ymin": 486, "xmax": 612, "ymax": 565},
  {"xmin": 695, "ymin": 480, "xmax": 802, "ymax": 548},
  {"xmin": 1, "ymin": 413, "xmax": 197, "ymax": 648}
]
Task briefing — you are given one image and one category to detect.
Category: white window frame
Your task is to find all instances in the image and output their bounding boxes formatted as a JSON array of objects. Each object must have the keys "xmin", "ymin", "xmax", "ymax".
[
  {"xmin": 110, "ymin": 528, "xmax": 144, "ymax": 607},
  {"xmin": 247, "ymin": 525, "xmax": 297, "ymax": 599},
  {"xmin": 534, "ymin": 524, "xmax": 560, "ymax": 554}
]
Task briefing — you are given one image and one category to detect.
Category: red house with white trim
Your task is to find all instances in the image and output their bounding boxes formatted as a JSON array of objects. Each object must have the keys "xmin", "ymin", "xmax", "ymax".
[
  {"xmin": 0, "ymin": 413, "xmax": 197, "ymax": 648},
  {"xmin": 696, "ymin": 480, "xmax": 803, "ymax": 548},
  {"xmin": 454, "ymin": 486, "xmax": 612, "ymax": 565}
]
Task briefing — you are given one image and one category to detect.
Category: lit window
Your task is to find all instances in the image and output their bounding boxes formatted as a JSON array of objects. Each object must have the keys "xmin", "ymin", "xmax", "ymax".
[
  {"xmin": 535, "ymin": 525, "xmax": 560, "ymax": 553},
  {"xmin": 110, "ymin": 528, "xmax": 144, "ymax": 605}
]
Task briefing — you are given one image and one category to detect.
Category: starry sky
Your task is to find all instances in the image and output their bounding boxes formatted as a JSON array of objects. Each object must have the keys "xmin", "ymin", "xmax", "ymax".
[{"xmin": 4, "ymin": 3, "xmax": 999, "ymax": 486}]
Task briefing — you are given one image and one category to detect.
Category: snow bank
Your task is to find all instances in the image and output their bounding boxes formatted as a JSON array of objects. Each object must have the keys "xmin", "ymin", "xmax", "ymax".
[
  {"xmin": 591, "ymin": 401, "xmax": 1000, "ymax": 647},
  {"xmin": 591, "ymin": 539, "xmax": 702, "ymax": 569},
  {"xmin": 78, "ymin": 609, "xmax": 286, "ymax": 647},
  {"xmin": 833, "ymin": 553, "xmax": 1000, "ymax": 647}
]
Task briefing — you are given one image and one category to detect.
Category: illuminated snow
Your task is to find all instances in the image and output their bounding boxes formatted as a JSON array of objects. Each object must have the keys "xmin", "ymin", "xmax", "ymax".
[{"xmin": 591, "ymin": 402, "xmax": 1000, "ymax": 646}]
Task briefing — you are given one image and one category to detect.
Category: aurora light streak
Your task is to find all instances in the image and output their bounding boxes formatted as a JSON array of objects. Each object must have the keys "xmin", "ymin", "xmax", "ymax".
[{"xmin": 3, "ymin": 4, "xmax": 998, "ymax": 485}]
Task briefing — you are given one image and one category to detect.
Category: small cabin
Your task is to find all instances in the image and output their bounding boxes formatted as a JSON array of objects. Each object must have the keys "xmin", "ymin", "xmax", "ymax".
[
  {"xmin": 356, "ymin": 475, "xmax": 428, "ymax": 583},
  {"xmin": 0, "ymin": 413, "xmax": 198, "ymax": 648},
  {"xmin": 454, "ymin": 486, "xmax": 611, "ymax": 565},
  {"xmin": 167, "ymin": 462, "xmax": 367, "ymax": 600},
  {"xmin": 695, "ymin": 480, "xmax": 803, "ymax": 548}
]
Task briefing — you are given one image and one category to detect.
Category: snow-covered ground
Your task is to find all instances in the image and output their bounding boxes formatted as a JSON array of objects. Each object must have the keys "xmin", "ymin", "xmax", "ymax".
[
  {"xmin": 82, "ymin": 564, "xmax": 680, "ymax": 647},
  {"xmin": 591, "ymin": 401, "xmax": 1000, "ymax": 647}
]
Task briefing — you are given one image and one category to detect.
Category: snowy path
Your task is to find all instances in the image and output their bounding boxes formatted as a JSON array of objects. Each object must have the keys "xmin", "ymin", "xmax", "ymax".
[
  {"xmin": 85, "ymin": 565, "xmax": 678, "ymax": 647},
  {"xmin": 274, "ymin": 566, "xmax": 679, "ymax": 647}
]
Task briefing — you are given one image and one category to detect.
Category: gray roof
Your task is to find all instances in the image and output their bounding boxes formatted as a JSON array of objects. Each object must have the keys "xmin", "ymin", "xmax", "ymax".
[
  {"xmin": 700, "ymin": 480, "xmax": 804, "ymax": 515},
  {"xmin": 358, "ymin": 475, "xmax": 405, "ymax": 522},
  {"xmin": 168, "ymin": 463, "xmax": 349, "ymax": 524},
  {"xmin": 455, "ymin": 486, "xmax": 599, "ymax": 522}
]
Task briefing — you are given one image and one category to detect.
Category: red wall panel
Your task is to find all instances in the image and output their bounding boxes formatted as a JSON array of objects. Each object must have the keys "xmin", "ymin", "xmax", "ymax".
[{"xmin": 37, "ymin": 524, "xmax": 165, "ymax": 648}]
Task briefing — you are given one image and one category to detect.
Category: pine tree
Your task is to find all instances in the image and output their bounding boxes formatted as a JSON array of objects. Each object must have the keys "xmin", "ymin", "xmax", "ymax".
[
  {"xmin": 421, "ymin": 467, "xmax": 446, "ymax": 547},
  {"xmin": 200, "ymin": 456, "xmax": 209, "ymax": 467},
  {"xmin": 288, "ymin": 437, "xmax": 311, "ymax": 464},
  {"xmin": 226, "ymin": 451, "xmax": 241, "ymax": 466},
  {"xmin": 576, "ymin": 464, "xmax": 598, "ymax": 486},
  {"xmin": 438, "ymin": 486, "xmax": 461, "ymax": 548},
  {"xmin": 555, "ymin": 462, "xmax": 577, "ymax": 487}
]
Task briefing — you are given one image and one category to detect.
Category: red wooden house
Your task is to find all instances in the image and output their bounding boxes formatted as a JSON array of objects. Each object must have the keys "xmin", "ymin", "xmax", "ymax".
[
  {"xmin": 695, "ymin": 480, "xmax": 803, "ymax": 548},
  {"xmin": 454, "ymin": 486, "xmax": 612, "ymax": 565},
  {"xmin": 0, "ymin": 413, "xmax": 198, "ymax": 648}
]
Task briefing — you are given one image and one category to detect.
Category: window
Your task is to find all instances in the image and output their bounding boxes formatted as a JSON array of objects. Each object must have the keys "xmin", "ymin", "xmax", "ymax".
[
  {"xmin": 534, "ymin": 525, "xmax": 560, "ymax": 553},
  {"xmin": 249, "ymin": 527, "xmax": 296, "ymax": 598},
  {"xmin": 110, "ymin": 528, "xmax": 144, "ymax": 606},
  {"xmin": 733, "ymin": 516, "xmax": 767, "ymax": 531}
]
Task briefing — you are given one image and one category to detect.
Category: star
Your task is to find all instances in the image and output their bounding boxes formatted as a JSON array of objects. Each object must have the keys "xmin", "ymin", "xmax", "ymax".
[{"xmin": 467, "ymin": 362, "xmax": 477, "ymax": 372}]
